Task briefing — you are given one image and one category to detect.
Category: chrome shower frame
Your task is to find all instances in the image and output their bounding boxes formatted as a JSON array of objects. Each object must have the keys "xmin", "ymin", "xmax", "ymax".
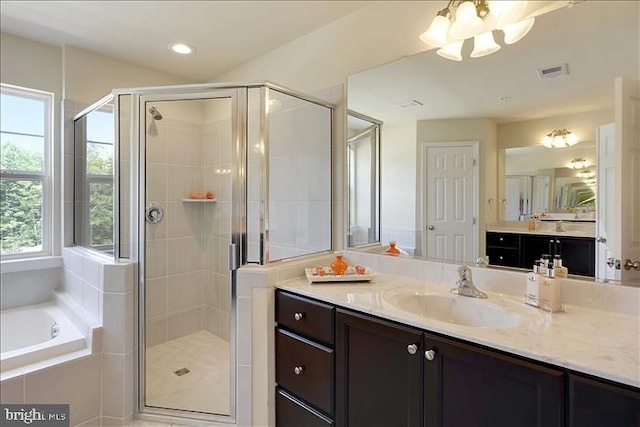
[{"xmin": 103, "ymin": 81, "xmax": 334, "ymax": 425}]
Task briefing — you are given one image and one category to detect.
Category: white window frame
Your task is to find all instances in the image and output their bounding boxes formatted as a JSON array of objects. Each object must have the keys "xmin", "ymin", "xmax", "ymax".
[{"xmin": 0, "ymin": 83, "xmax": 54, "ymax": 259}]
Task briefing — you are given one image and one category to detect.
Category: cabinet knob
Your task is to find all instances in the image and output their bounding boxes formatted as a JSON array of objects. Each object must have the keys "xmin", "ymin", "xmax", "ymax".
[
  {"xmin": 293, "ymin": 312, "xmax": 305, "ymax": 321},
  {"xmin": 293, "ymin": 366, "xmax": 304, "ymax": 375},
  {"xmin": 424, "ymin": 349, "xmax": 437, "ymax": 361},
  {"xmin": 407, "ymin": 344, "xmax": 418, "ymax": 355},
  {"xmin": 428, "ymin": 225, "xmax": 435, "ymax": 231}
]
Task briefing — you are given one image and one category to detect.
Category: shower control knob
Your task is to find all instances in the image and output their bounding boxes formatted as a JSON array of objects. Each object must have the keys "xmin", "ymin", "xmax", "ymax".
[
  {"xmin": 424, "ymin": 349, "xmax": 437, "ymax": 361},
  {"xmin": 407, "ymin": 344, "xmax": 418, "ymax": 355},
  {"xmin": 145, "ymin": 205, "xmax": 164, "ymax": 224},
  {"xmin": 293, "ymin": 366, "xmax": 304, "ymax": 375},
  {"xmin": 293, "ymin": 312, "xmax": 305, "ymax": 321}
]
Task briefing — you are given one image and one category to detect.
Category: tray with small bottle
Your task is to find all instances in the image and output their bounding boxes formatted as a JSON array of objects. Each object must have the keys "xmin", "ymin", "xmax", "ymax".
[{"xmin": 305, "ymin": 266, "xmax": 375, "ymax": 284}]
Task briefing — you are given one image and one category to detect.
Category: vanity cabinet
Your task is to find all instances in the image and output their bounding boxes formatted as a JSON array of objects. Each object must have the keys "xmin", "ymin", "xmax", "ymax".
[
  {"xmin": 423, "ymin": 334, "xmax": 564, "ymax": 427},
  {"xmin": 568, "ymin": 373, "xmax": 640, "ymax": 427},
  {"xmin": 335, "ymin": 309, "xmax": 423, "ymax": 427},
  {"xmin": 275, "ymin": 290, "xmax": 638, "ymax": 427},
  {"xmin": 486, "ymin": 232, "xmax": 595, "ymax": 276},
  {"xmin": 275, "ymin": 291, "xmax": 335, "ymax": 426},
  {"xmin": 486, "ymin": 232, "xmax": 521, "ymax": 268},
  {"xmin": 520, "ymin": 235, "xmax": 595, "ymax": 276}
]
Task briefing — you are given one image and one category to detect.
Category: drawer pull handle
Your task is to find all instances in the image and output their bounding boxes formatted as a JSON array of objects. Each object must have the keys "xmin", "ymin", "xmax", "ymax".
[
  {"xmin": 293, "ymin": 366, "xmax": 304, "ymax": 375},
  {"xmin": 425, "ymin": 349, "xmax": 437, "ymax": 361},
  {"xmin": 407, "ymin": 344, "xmax": 418, "ymax": 355},
  {"xmin": 293, "ymin": 312, "xmax": 305, "ymax": 321}
]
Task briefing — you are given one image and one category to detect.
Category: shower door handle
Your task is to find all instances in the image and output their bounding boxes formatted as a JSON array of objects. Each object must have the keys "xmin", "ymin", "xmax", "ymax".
[{"xmin": 229, "ymin": 243, "xmax": 239, "ymax": 271}]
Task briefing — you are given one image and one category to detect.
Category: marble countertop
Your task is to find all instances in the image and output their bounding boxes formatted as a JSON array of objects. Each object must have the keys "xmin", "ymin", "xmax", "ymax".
[
  {"xmin": 486, "ymin": 227, "xmax": 595, "ymax": 238},
  {"xmin": 277, "ymin": 273, "xmax": 639, "ymax": 388}
]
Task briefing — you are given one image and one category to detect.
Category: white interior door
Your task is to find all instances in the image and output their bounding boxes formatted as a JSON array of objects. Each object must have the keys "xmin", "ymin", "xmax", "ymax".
[
  {"xmin": 424, "ymin": 144, "xmax": 477, "ymax": 263},
  {"xmin": 532, "ymin": 175, "xmax": 550, "ymax": 214},
  {"xmin": 615, "ymin": 76, "xmax": 640, "ymax": 283},
  {"xmin": 596, "ymin": 123, "xmax": 617, "ymax": 280}
]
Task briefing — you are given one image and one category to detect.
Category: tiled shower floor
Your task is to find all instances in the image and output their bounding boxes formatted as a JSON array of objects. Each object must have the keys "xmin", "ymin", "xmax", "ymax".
[{"xmin": 145, "ymin": 330, "xmax": 230, "ymax": 415}]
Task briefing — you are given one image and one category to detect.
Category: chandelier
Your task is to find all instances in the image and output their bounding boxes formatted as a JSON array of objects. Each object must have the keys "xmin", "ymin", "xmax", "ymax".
[
  {"xmin": 419, "ymin": 1, "xmax": 535, "ymax": 61},
  {"xmin": 541, "ymin": 128, "xmax": 579, "ymax": 149},
  {"xmin": 569, "ymin": 158, "xmax": 589, "ymax": 170}
]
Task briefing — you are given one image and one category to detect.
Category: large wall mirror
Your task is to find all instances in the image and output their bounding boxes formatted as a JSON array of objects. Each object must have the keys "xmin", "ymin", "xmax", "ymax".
[{"xmin": 347, "ymin": 1, "xmax": 639, "ymax": 283}]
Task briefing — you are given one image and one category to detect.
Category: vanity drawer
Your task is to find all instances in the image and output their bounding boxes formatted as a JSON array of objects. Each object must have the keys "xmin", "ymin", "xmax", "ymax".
[
  {"xmin": 276, "ymin": 328, "xmax": 334, "ymax": 415},
  {"xmin": 487, "ymin": 232, "xmax": 520, "ymax": 248},
  {"xmin": 487, "ymin": 246, "xmax": 520, "ymax": 268},
  {"xmin": 276, "ymin": 388, "xmax": 334, "ymax": 427},
  {"xmin": 277, "ymin": 290, "xmax": 335, "ymax": 344}
]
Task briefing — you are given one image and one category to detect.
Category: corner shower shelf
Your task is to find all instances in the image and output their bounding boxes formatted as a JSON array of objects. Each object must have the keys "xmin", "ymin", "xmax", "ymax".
[{"xmin": 181, "ymin": 198, "xmax": 218, "ymax": 203}]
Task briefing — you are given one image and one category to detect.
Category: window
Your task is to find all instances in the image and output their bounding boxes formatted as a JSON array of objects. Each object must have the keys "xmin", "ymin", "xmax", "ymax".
[
  {"xmin": 73, "ymin": 100, "xmax": 114, "ymax": 254},
  {"xmin": 0, "ymin": 84, "xmax": 53, "ymax": 258}
]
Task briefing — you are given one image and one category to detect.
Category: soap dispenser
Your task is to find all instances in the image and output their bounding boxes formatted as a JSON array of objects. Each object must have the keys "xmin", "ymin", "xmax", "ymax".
[
  {"xmin": 525, "ymin": 261, "xmax": 541, "ymax": 308},
  {"xmin": 538, "ymin": 266, "xmax": 563, "ymax": 312},
  {"xmin": 553, "ymin": 255, "xmax": 568, "ymax": 278}
]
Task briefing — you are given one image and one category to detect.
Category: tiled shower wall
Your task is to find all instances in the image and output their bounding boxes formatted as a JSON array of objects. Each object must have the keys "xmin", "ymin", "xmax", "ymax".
[
  {"xmin": 203, "ymin": 99, "xmax": 232, "ymax": 341},
  {"xmin": 145, "ymin": 99, "xmax": 231, "ymax": 347},
  {"xmin": 247, "ymin": 90, "xmax": 332, "ymax": 262}
]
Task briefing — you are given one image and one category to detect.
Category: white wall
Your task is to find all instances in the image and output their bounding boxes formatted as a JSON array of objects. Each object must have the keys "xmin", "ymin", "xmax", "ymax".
[
  {"xmin": 497, "ymin": 109, "xmax": 613, "ymax": 149},
  {"xmin": 213, "ymin": 2, "xmax": 441, "ymax": 94},
  {"xmin": 380, "ymin": 122, "xmax": 417, "ymax": 252},
  {"xmin": 63, "ymin": 45, "xmax": 191, "ymax": 104}
]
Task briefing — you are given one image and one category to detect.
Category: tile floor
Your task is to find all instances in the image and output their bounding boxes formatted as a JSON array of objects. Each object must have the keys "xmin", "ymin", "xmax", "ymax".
[{"xmin": 145, "ymin": 330, "xmax": 230, "ymax": 416}]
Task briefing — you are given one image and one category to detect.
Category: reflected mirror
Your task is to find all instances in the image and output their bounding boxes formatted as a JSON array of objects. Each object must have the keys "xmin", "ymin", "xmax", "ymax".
[
  {"xmin": 347, "ymin": 110, "xmax": 381, "ymax": 247},
  {"xmin": 347, "ymin": 1, "xmax": 639, "ymax": 281},
  {"xmin": 73, "ymin": 97, "xmax": 115, "ymax": 255}
]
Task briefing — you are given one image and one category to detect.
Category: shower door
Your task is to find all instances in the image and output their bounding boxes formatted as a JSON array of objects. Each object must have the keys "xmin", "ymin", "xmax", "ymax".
[{"xmin": 139, "ymin": 90, "xmax": 242, "ymax": 421}]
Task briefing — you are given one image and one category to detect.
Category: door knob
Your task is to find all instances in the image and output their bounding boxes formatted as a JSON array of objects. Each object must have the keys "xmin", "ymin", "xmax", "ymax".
[
  {"xmin": 624, "ymin": 259, "xmax": 640, "ymax": 271},
  {"xmin": 428, "ymin": 225, "xmax": 435, "ymax": 231},
  {"xmin": 407, "ymin": 344, "xmax": 418, "ymax": 355}
]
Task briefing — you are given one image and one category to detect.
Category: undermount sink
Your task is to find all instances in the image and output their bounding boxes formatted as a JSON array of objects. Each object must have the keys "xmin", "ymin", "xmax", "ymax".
[{"xmin": 383, "ymin": 291, "xmax": 522, "ymax": 329}]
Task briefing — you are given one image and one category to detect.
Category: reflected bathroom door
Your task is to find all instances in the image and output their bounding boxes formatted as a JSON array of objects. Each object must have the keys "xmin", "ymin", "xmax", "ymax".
[{"xmin": 140, "ymin": 90, "xmax": 241, "ymax": 421}]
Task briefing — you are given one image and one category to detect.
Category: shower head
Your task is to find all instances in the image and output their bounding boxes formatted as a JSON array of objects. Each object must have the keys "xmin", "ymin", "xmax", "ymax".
[{"xmin": 148, "ymin": 106, "xmax": 163, "ymax": 120}]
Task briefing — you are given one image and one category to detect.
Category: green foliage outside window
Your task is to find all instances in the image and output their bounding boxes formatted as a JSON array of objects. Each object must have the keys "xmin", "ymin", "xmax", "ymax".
[{"xmin": 0, "ymin": 142, "xmax": 44, "ymax": 253}]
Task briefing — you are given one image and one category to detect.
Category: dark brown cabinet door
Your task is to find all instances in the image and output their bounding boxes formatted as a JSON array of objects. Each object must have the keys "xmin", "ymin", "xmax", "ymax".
[
  {"xmin": 568, "ymin": 373, "xmax": 640, "ymax": 427},
  {"xmin": 335, "ymin": 309, "xmax": 423, "ymax": 427},
  {"xmin": 424, "ymin": 333, "xmax": 564, "ymax": 427}
]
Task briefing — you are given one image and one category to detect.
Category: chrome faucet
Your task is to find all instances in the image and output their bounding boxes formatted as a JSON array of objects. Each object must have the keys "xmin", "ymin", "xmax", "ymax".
[{"xmin": 451, "ymin": 266, "xmax": 487, "ymax": 299}]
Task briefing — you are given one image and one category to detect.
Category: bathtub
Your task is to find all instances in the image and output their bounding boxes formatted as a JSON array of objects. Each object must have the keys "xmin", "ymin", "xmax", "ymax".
[{"xmin": 1, "ymin": 301, "xmax": 86, "ymax": 372}]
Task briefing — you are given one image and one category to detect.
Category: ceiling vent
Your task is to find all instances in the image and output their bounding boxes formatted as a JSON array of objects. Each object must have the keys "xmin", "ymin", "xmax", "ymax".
[
  {"xmin": 396, "ymin": 100, "xmax": 424, "ymax": 109},
  {"xmin": 537, "ymin": 63, "xmax": 569, "ymax": 80}
]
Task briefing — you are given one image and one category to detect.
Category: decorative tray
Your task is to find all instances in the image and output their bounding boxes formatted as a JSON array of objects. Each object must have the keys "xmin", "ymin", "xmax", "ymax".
[{"xmin": 305, "ymin": 267, "xmax": 375, "ymax": 284}]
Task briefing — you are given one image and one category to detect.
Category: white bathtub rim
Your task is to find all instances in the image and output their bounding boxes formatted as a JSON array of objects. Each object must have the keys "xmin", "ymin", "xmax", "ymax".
[
  {"xmin": 1, "ymin": 301, "xmax": 86, "ymax": 373},
  {"xmin": 54, "ymin": 291, "xmax": 102, "ymax": 353},
  {"xmin": 0, "ymin": 295, "xmax": 102, "ymax": 378},
  {"xmin": 0, "ymin": 347, "xmax": 93, "ymax": 382}
]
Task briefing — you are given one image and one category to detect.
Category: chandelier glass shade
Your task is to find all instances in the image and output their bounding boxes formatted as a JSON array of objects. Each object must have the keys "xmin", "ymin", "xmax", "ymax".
[
  {"xmin": 570, "ymin": 158, "xmax": 589, "ymax": 170},
  {"xmin": 420, "ymin": 0, "xmax": 535, "ymax": 61},
  {"xmin": 541, "ymin": 128, "xmax": 579, "ymax": 148}
]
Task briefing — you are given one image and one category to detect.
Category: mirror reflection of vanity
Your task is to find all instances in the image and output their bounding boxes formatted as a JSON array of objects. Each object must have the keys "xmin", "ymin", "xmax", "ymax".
[{"xmin": 346, "ymin": 1, "xmax": 639, "ymax": 280}]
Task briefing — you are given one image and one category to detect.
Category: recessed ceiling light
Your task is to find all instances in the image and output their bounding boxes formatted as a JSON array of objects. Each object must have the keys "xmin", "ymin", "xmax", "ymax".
[{"xmin": 169, "ymin": 43, "xmax": 195, "ymax": 55}]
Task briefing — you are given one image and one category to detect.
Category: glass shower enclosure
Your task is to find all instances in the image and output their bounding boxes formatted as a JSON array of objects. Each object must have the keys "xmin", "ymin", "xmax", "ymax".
[{"xmin": 72, "ymin": 82, "xmax": 333, "ymax": 423}]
